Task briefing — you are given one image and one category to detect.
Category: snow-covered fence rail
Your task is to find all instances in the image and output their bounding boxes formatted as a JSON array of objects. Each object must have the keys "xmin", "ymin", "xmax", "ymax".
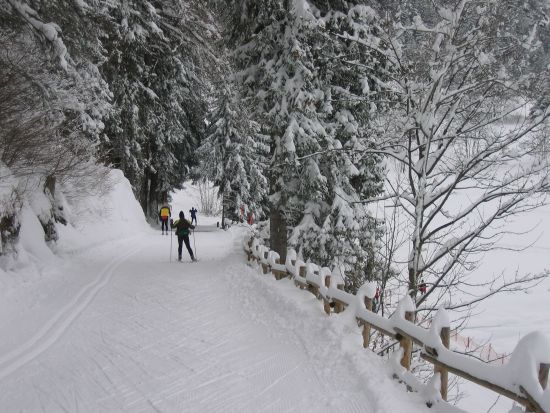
[{"xmin": 244, "ymin": 236, "xmax": 550, "ymax": 412}]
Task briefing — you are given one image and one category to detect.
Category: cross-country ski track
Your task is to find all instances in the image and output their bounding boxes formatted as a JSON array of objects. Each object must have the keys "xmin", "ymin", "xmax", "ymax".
[{"xmin": 0, "ymin": 227, "xmax": 438, "ymax": 413}]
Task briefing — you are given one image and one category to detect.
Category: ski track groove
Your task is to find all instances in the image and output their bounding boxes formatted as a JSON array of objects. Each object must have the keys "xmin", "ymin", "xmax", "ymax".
[{"xmin": 0, "ymin": 244, "xmax": 142, "ymax": 381}]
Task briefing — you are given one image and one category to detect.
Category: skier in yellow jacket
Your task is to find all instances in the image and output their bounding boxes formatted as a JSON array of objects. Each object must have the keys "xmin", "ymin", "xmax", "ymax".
[{"xmin": 158, "ymin": 204, "xmax": 171, "ymax": 235}]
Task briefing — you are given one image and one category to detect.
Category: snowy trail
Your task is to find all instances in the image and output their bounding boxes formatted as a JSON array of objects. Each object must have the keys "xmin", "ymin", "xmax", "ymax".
[
  {"xmin": 0, "ymin": 227, "xmax": 435, "ymax": 412},
  {"xmin": 0, "ymin": 242, "xmax": 143, "ymax": 381}
]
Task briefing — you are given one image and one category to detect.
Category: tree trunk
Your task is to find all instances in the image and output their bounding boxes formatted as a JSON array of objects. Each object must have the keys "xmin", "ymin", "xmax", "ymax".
[
  {"xmin": 139, "ymin": 175, "xmax": 148, "ymax": 218},
  {"xmin": 139, "ymin": 169, "xmax": 159, "ymax": 221},
  {"xmin": 269, "ymin": 128, "xmax": 287, "ymax": 263},
  {"xmin": 408, "ymin": 266, "xmax": 417, "ymax": 300},
  {"xmin": 149, "ymin": 173, "xmax": 158, "ymax": 221},
  {"xmin": 270, "ymin": 207, "xmax": 287, "ymax": 264},
  {"xmin": 44, "ymin": 175, "xmax": 56, "ymax": 196},
  {"xmin": 221, "ymin": 191, "xmax": 225, "ymax": 229}
]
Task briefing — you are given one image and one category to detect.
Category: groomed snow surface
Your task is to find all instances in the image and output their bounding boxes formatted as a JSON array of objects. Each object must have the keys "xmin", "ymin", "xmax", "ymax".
[{"xmin": 0, "ymin": 175, "xmax": 443, "ymax": 413}]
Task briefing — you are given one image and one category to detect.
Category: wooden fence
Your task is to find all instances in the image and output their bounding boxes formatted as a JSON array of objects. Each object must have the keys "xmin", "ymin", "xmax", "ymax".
[{"xmin": 244, "ymin": 235, "xmax": 550, "ymax": 413}]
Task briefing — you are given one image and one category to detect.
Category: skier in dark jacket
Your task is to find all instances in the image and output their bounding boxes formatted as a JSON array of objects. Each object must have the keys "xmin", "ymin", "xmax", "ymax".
[
  {"xmin": 171, "ymin": 211, "xmax": 196, "ymax": 262},
  {"xmin": 189, "ymin": 207, "xmax": 198, "ymax": 225}
]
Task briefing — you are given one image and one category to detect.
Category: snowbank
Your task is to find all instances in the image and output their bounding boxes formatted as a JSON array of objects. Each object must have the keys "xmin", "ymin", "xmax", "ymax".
[
  {"xmin": 53, "ymin": 169, "xmax": 150, "ymax": 254},
  {"xmin": 0, "ymin": 167, "xmax": 151, "ymax": 363},
  {"xmin": 0, "ymin": 168, "xmax": 149, "ymax": 278}
]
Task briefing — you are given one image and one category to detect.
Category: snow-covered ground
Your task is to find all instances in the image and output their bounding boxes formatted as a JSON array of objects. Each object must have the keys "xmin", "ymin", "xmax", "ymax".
[
  {"xmin": 0, "ymin": 174, "xmax": 447, "ymax": 413},
  {"xmin": 0, "ymin": 172, "xmax": 547, "ymax": 412},
  {"xmin": 456, "ymin": 203, "xmax": 550, "ymax": 412},
  {"xmin": 169, "ymin": 182, "xmax": 221, "ymax": 227},
  {"xmin": 464, "ymin": 203, "xmax": 550, "ymax": 350}
]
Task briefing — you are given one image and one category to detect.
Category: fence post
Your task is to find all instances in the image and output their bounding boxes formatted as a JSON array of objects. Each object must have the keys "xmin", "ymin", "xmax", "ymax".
[
  {"xmin": 526, "ymin": 363, "xmax": 549, "ymax": 412},
  {"xmin": 309, "ymin": 270, "xmax": 320, "ymax": 298},
  {"xmin": 335, "ymin": 284, "xmax": 345, "ymax": 313},
  {"xmin": 271, "ymin": 258, "xmax": 280, "ymax": 280},
  {"xmin": 434, "ymin": 326, "xmax": 450, "ymax": 401},
  {"xmin": 323, "ymin": 275, "xmax": 331, "ymax": 315},
  {"xmin": 247, "ymin": 238, "xmax": 253, "ymax": 261},
  {"xmin": 287, "ymin": 259, "xmax": 296, "ymax": 278},
  {"xmin": 262, "ymin": 251, "xmax": 269, "ymax": 274},
  {"xmin": 363, "ymin": 296, "xmax": 373, "ymax": 349},
  {"xmin": 298, "ymin": 265, "xmax": 306, "ymax": 289},
  {"xmin": 400, "ymin": 311, "xmax": 414, "ymax": 370}
]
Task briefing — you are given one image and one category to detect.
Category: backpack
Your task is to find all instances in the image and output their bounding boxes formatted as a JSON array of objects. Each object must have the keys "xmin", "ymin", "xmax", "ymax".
[
  {"xmin": 159, "ymin": 206, "xmax": 170, "ymax": 218},
  {"xmin": 176, "ymin": 220, "xmax": 190, "ymax": 236}
]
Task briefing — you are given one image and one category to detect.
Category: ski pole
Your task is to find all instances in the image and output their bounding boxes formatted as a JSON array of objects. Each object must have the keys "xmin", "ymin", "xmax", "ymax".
[
  {"xmin": 170, "ymin": 224, "xmax": 173, "ymax": 262},
  {"xmin": 193, "ymin": 229, "xmax": 197, "ymax": 259}
]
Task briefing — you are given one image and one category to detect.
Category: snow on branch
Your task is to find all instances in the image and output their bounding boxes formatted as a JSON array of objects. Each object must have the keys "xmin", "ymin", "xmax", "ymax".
[{"xmin": 7, "ymin": 0, "xmax": 69, "ymax": 71}]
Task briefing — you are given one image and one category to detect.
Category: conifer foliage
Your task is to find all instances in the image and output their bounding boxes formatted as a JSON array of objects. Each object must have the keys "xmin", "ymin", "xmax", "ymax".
[
  {"xmin": 199, "ymin": 83, "xmax": 268, "ymax": 226},
  {"xmin": 98, "ymin": 1, "xmax": 216, "ymax": 218},
  {"xmin": 224, "ymin": 0, "xmax": 386, "ymax": 291}
]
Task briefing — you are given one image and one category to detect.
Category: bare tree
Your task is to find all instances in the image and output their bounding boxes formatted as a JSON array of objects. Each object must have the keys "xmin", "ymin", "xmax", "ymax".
[
  {"xmin": 355, "ymin": 1, "xmax": 550, "ymax": 313},
  {"xmin": 0, "ymin": 6, "xmax": 102, "ymax": 182},
  {"xmin": 198, "ymin": 180, "xmax": 222, "ymax": 216},
  {"xmin": 0, "ymin": 11, "xmax": 108, "ymax": 248}
]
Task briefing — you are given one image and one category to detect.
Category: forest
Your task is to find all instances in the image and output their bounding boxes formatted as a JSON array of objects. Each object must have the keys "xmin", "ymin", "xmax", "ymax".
[{"xmin": 1, "ymin": 0, "xmax": 549, "ymax": 316}]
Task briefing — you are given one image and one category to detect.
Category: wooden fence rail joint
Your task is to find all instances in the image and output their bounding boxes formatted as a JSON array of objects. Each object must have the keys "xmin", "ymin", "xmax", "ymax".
[
  {"xmin": 520, "ymin": 385, "xmax": 545, "ymax": 413},
  {"xmin": 424, "ymin": 346, "xmax": 438, "ymax": 358}
]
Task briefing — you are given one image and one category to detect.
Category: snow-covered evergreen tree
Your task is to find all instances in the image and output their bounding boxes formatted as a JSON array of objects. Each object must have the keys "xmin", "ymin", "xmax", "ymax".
[
  {"xmin": 198, "ymin": 83, "xmax": 268, "ymax": 226},
  {"xmin": 98, "ymin": 0, "xmax": 217, "ymax": 218},
  {"xmin": 229, "ymin": 0, "xmax": 316, "ymax": 260},
  {"xmin": 293, "ymin": 2, "xmax": 389, "ymax": 291},
  {"xmin": 228, "ymin": 0, "xmax": 387, "ymax": 291}
]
